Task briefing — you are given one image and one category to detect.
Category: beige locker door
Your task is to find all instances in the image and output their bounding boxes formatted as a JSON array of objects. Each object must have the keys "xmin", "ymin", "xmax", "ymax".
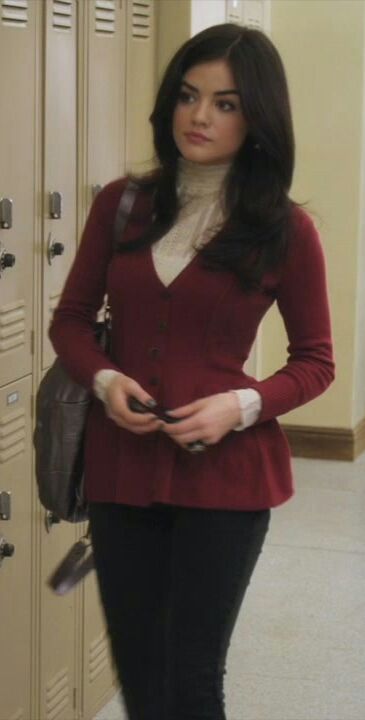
[
  {"xmin": 39, "ymin": 3, "xmax": 78, "ymax": 718},
  {"xmin": 0, "ymin": 376, "xmax": 32, "ymax": 720},
  {"xmin": 80, "ymin": 2, "xmax": 126, "ymax": 715},
  {"xmin": 81, "ymin": 571, "xmax": 117, "ymax": 719},
  {"xmin": 42, "ymin": 0, "xmax": 78, "ymax": 370},
  {"xmin": 0, "ymin": 0, "xmax": 38, "ymax": 387},
  {"xmin": 39, "ymin": 516, "xmax": 79, "ymax": 720},
  {"xmin": 86, "ymin": 0, "xmax": 127, "ymax": 204},
  {"xmin": 126, "ymin": 0, "xmax": 156, "ymax": 170},
  {"xmin": 38, "ymin": 361, "xmax": 78, "ymax": 720}
]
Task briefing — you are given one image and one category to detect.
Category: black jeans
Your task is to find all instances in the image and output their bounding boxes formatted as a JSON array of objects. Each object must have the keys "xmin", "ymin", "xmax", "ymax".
[{"xmin": 89, "ymin": 502, "xmax": 270, "ymax": 720}]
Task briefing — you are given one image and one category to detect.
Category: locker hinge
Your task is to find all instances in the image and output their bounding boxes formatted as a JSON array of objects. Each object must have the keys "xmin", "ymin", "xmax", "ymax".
[
  {"xmin": 30, "ymin": 329, "xmax": 35, "ymax": 355},
  {"xmin": 73, "ymin": 687, "xmax": 77, "ymax": 710}
]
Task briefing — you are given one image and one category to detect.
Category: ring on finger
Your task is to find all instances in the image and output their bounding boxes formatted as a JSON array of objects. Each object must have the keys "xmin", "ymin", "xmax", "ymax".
[{"xmin": 186, "ymin": 440, "xmax": 207, "ymax": 453}]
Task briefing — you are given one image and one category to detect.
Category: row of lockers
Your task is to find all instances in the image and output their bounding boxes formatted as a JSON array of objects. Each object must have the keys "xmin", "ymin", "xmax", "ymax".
[{"xmin": 0, "ymin": 1, "xmax": 156, "ymax": 718}]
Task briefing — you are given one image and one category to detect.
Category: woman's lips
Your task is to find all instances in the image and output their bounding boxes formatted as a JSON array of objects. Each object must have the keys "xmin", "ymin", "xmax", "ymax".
[{"xmin": 184, "ymin": 132, "xmax": 211, "ymax": 144}]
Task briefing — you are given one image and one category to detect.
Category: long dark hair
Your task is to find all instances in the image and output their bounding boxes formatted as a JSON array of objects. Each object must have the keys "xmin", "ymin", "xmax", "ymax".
[{"xmin": 120, "ymin": 23, "xmax": 298, "ymax": 292}]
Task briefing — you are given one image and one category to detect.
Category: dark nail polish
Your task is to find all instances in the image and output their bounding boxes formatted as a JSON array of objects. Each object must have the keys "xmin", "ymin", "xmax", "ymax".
[{"xmin": 146, "ymin": 399, "xmax": 157, "ymax": 408}]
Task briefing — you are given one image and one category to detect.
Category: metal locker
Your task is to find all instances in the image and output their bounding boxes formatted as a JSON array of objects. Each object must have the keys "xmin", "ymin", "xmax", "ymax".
[
  {"xmin": 0, "ymin": 0, "xmax": 38, "ymax": 387},
  {"xmin": 83, "ymin": 0, "xmax": 127, "ymax": 215},
  {"xmin": 81, "ymin": 570, "xmax": 118, "ymax": 719},
  {"xmin": 38, "ymin": 507, "xmax": 79, "ymax": 720},
  {"xmin": 0, "ymin": 376, "xmax": 33, "ymax": 720},
  {"xmin": 126, "ymin": 0, "xmax": 157, "ymax": 170},
  {"xmin": 38, "ymin": 368, "xmax": 79, "ymax": 720},
  {"xmin": 77, "ymin": 0, "xmax": 127, "ymax": 715},
  {"xmin": 38, "ymin": 2, "xmax": 79, "ymax": 718},
  {"xmin": 37, "ymin": 376, "xmax": 79, "ymax": 712},
  {"xmin": 42, "ymin": 0, "xmax": 78, "ymax": 371}
]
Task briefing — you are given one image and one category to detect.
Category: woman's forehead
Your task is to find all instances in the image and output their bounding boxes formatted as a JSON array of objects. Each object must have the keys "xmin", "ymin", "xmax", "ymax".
[{"xmin": 182, "ymin": 59, "xmax": 237, "ymax": 92}]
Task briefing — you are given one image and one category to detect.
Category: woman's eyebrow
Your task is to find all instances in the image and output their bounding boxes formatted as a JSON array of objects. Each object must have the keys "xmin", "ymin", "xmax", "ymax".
[{"xmin": 181, "ymin": 80, "xmax": 239, "ymax": 96}]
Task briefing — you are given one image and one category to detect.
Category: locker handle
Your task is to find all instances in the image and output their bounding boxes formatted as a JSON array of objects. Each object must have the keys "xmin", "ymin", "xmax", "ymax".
[
  {"xmin": 47, "ymin": 233, "xmax": 65, "ymax": 265},
  {"xmin": 0, "ymin": 535, "xmax": 15, "ymax": 567},
  {"xmin": 0, "ymin": 243, "xmax": 16, "ymax": 278},
  {"xmin": 0, "ymin": 197, "xmax": 13, "ymax": 229}
]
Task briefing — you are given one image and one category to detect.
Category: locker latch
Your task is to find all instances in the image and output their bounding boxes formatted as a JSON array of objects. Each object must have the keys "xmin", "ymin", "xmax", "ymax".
[
  {"xmin": 0, "ymin": 535, "xmax": 15, "ymax": 567},
  {"xmin": 0, "ymin": 197, "xmax": 13, "ymax": 229},
  {"xmin": 45, "ymin": 511, "xmax": 61, "ymax": 533},
  {"xmin": 0, "ymin": 491, "xmax": 11, "ymax": 520}
]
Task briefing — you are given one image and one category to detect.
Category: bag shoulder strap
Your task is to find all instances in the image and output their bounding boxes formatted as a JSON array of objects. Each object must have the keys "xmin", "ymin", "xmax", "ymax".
[{"xmin": 112, "ymin": 179, "xmax": 139, "ymax": 252}]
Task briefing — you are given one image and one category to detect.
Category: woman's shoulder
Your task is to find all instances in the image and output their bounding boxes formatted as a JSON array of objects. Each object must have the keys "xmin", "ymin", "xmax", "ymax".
[
  {"xmin": 91, "ymin": 175, "xmax": 154, "ymax": 226},
  {"xmin": 288, "ymin": 202, "xmax": 319, "ymax": 237},
  {"xmin": 285, "ymin": 202, "xmax": 326, "ymax": 270}
]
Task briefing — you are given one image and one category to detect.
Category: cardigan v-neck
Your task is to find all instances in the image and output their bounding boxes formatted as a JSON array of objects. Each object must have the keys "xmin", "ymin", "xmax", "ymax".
[{"xmin": 151, "ymin": 157, "xmax": 230, "ymax": 287}]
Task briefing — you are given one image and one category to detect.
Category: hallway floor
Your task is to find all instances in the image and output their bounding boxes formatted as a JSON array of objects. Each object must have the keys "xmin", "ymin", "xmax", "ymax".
[{"xmin": 94, "ymin": 451, "xmax": 365, "ymax": 720}]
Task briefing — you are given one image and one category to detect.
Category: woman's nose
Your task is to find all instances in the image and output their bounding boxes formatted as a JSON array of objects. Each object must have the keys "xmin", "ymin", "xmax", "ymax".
[{"xmin": 191, "ymin": 101, "xmax": 211, "ymax": 126}]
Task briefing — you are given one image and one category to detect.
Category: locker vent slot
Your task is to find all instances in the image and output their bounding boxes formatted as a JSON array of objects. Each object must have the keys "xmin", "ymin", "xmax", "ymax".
[
  {"xmin": 95, "ymin": 0, "xmax": 116, "ymax": 35},
  {"xmin": 53, "ymin": 0, "xmax": 72, "ymax": 32},
  {"xmin": 226, "ymin": 0, "xmax": 241, "ymax": 24},
  {"xmin": 1, "ymin": 0, "xmax": 28, "ymax": 28},
  {"xmin": 45, "ymin": 667, "xmax": 69, "ymax": 720},
  {"xmin": 243, "ymin": 0, "xmax": 264, "ymax": 30},
  {"xmin": 0, "ymin": 408, "xmax": 26, "ymax": 464},
  {"xmin": 89, "ymin": 631, "xmax": 109, "ymax": 682},
  {"xmin": 0, "ymin": 300, "xmax": 26, "ymax": 353},
  {"xmin": 132, "ymin": 0, "xmax": 151, "ymax": 39}
]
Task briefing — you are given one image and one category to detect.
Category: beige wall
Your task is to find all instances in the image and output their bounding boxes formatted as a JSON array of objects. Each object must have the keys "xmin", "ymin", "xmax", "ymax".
[
  {"xmin": 261, "ymin": 0, "xmax": 365, "ymax": 430},
  {"xmin": 354, "ymin": 5, "xmax": 365, "ymax": 426}
]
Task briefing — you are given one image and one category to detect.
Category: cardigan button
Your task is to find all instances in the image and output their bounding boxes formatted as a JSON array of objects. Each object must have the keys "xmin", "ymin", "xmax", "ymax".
[
  {"xmin": 158, "ymin": 320, "xmax": 168, "ymax": 332},
  {"xmin": 149, "ymin": 376, "xmax": 160, "ymax": 386},
  {"xmin": 149, "ymin": 347, "xmax": 160, "ymax": 359},
  {"xmin": 161, "ymin": 289, "xmax": 171, "ymax": 299}
]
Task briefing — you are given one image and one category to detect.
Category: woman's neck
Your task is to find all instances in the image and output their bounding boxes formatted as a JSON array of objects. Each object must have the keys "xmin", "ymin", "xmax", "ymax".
[{"xmin": 177, "ymin": 157, "xmax": 231, "ymax": 203}]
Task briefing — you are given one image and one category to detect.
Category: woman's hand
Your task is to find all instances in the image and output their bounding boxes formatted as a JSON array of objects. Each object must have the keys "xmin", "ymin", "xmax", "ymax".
[
  {"xmin": 105, "ymin": 374, "xmax": 163, "ymax": 434},
  {"xmin": 161, "ymin": 392, "xmax": 241, "ymax": 449}
]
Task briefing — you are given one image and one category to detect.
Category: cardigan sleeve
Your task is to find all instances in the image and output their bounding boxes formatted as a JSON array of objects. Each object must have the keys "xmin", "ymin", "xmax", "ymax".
[
  {"xmin": 49, "ymin": 178, "xmax": 129, "ymax": 389},
  {"xmin": 254, "ymin": 209, "xmax": 335, "ymax": 423}
]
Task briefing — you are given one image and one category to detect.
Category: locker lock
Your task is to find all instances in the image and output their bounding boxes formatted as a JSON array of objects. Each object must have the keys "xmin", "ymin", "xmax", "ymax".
[
  {"xmin": 47, "ymin": 233, "xmax": 65, "ymax": 265},
  {"xmin": 0, "ymin": 535, "xmax": 15, "ymax": 567},
  {"xmin": 49, "ymin": 191, "xmax": 62, "ymax": 219},
  {"xmin": 0, "ymin": 491, "xmax": 11, "ymax": 520},
  {"xmin": 0, "ymin": 197, "xmax": 13, "ymax": 229},
  {"xmin": 0, "ymin": 242, "xmax": 16, "ymax": 277}
]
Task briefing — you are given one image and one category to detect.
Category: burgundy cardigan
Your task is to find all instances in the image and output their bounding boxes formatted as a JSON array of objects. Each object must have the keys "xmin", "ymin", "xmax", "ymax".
[{"xmin": 49, "ymin": 178, "xmax": 335, "ymax": 511}]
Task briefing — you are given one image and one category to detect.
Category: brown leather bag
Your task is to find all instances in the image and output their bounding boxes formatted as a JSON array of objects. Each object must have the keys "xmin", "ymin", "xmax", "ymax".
[{"xmin": 33, "ymin": 181, "xmax": 137, "ymax": 522}]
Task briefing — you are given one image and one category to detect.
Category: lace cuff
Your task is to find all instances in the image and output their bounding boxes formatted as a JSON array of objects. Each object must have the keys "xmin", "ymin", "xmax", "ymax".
[
  {"xmin": 93, "ymin": 369, "xmax": 121, "ymax": 403},
  {"xmin": 229, "ymin": 389, "xmax": 262, "ymax": 431}
]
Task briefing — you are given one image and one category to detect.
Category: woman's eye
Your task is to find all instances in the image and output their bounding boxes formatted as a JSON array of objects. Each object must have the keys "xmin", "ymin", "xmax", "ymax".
[
  {"xmin": 217, "ymin": 100, "xmax": 237, "ymax": 112},
  {"xmin": 178, "ymin": 90, "xmax": 195, "ymax": 104}
]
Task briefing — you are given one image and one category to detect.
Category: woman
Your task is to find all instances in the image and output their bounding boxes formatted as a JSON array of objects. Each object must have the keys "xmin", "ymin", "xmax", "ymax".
[{"xmin": 50, "ymin": 23, "xmax": 334, "ymax": 720}]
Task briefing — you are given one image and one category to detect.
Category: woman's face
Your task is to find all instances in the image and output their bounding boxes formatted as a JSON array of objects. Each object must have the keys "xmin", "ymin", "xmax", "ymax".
[{"xmin": 172, "ymin": 59, "xmax": 248, "ymax": 165}]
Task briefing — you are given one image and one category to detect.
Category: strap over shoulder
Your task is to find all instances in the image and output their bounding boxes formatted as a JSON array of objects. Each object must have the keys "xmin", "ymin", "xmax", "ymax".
[{"xmin": 113, "ymin": 179, "xmax": 139, "ymax": 251}]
